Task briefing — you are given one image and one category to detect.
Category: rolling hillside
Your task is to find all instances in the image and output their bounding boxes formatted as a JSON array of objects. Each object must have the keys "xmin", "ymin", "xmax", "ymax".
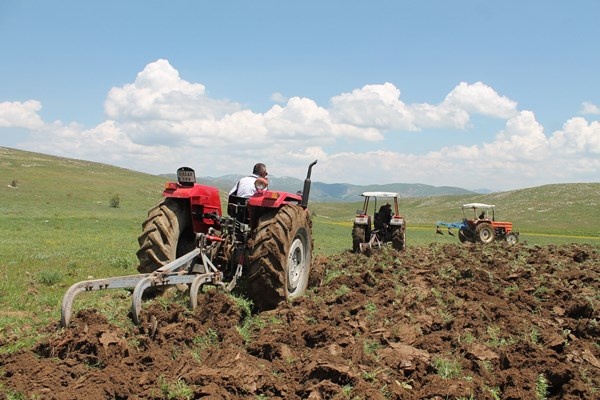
[
  {"xmin": 1, "ymin": 146, "xmax": 599, "ymax": 237},
  {"xmin": 179, "ymin": 174, "xmax": 476, "ymax": 202},
  {"xmin": 197, "ymin": 174, "xmax": 477, "ymax": 201},
  {"xmin": 310, "ymin": 183, "xmax": 600, "ymax": 237}
]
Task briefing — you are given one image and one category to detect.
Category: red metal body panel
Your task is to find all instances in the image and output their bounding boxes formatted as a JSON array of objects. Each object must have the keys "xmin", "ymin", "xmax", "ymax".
[
  {"xmin": 163, "ymin": 183, "xmax": 222, "ymax": 233},
  {"xmin": 492, "ymin": 221, "xmax": 513, "ymax": 233},
  {"xmin": 247, "ymin": 190, "xmax": 302, "ymax": 208}
]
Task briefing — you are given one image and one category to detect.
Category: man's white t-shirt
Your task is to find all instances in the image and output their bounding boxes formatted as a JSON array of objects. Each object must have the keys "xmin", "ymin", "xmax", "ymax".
[{"xmin": 229, "ymin": 175, "xmax": 259, "ymax": 198}]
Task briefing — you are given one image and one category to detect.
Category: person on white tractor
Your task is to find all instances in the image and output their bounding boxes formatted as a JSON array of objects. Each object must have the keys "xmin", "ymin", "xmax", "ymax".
[{"xmin": 377, "ymin": 203, "xmax": 393, "ymax": 229}]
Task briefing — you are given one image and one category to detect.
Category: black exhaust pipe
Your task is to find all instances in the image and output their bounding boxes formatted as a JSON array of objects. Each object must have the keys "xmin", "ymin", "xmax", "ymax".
[{"xmin": 300, "ymin": 160, "xmax": 318, "ymax": 209}]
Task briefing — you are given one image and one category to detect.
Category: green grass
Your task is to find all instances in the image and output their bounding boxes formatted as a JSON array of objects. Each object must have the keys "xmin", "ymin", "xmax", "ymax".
[{"xmin": 0, "ymin": 146, "xmax": 599, "ymax": 352}]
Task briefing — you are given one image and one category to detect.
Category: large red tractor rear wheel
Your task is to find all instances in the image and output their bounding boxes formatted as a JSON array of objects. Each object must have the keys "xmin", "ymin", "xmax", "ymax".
[
  {"xmin": 247, "ymin": 205, "xmax": 313, "ymax": 311},
  {"xmin": 476, "ymin": 223, "xmax": 495, "ymax": 244},
  {"xmin": 136, "ymin": 198, "xmax": 194, "ymax": 273}
]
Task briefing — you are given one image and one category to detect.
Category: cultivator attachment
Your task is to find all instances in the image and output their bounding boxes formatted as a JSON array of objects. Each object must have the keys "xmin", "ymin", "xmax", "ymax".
[
  {"xmin": 435, "ymin": 221, "xmax": 464, "ymax": 237},
  {"xmin": 61, "ymin": 233, "xmax": 239, "ymax": 327},
  {"xmin": 358, "ymin": 231, "xmax": 384, "ymax": 253}
]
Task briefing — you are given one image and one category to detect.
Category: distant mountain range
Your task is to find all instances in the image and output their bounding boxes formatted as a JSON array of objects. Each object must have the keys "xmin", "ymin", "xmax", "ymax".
[{"xmin": 163, "ymin": 173, "xmax": 481, "ymax": 202}]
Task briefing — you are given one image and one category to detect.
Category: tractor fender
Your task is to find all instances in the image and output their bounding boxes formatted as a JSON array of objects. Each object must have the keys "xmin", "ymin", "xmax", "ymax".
[
  {"xmin": 353, "ymin": 215, "xmax": 370, "ymax": 225},
  {"xmin": 162, "ymin": 183, "xmax": 222, "ymax": 232},
  {"xmin": 390, "ymin": 217, "xmax": 405, "ymax": 226},
  {"xmin": 247, "ymin": 190, "xmax": 303, "ymax": 209}
]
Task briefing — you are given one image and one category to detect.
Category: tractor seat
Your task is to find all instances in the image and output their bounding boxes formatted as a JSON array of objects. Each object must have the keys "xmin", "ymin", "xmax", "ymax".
[
  {"xmin": 227, "ymin": 194, "xmax": 249, "ymax": 222},
  {"xmin": 373, "ymin": 212, "xmax": 384, "ymax": 231}
]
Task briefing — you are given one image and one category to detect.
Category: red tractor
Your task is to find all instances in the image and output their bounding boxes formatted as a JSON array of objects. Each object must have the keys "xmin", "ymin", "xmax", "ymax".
[
  {"xmin": 456, "ymin": 203, "xmax": 519, "ymax": 245},
  {"xmin": 61, "ymin": 161, "xmax": 318, "ymax": 326},
  {"xmin": 352, "ymin": 192, "xmax": 406, "ymax": 253}
]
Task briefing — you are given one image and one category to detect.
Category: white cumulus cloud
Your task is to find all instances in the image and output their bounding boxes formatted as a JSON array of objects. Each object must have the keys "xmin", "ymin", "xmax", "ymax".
[
  {"xmin": 580, "ymin": 102, "xmax": 600, "ymax": 115},
  {"xmin": 2, "ymin": 59, "xmax": 599, "ymax": 190},
  {"xmin": 330, "ymin": 83, "xmax": 416, "ymax": 131},
  {"xmin": 0, "ymin": 100, "xmax": 45, "ymax": 130}
]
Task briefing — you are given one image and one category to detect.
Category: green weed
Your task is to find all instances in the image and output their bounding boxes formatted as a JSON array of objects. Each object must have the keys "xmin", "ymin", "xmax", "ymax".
[
  {"xmin": 487, "ymin": 386, "xmax": 502, "ymax": 400},
  {"xmin": 536, "ymin": 373, "xmax": 549, "ymax": 400},
  {"xmin": 335, "ymin": 284, "xmax": 351, "ymax": 297},
  {"xmin": 229, "ymin": 293, "xmax": 253, "ymax": 319},
  {"xmin": 432, "ymin": 357, "xmax": 462, "ymax": 379},
  {"xmin": 159, "ymin": 376, "xmax": 194, "ymax": 400},
  {"xmin": 193, "ymin": 328, "xmax": 219, "ymax": 351},
  {"xmin": 323, "ymin": 268, "xmax": 345, "ymax": 284},
  {"xmin": 458, "ymin": 331, "xmax": 475, "ymax": 345},
  {"xmin": 363, "ymin": 339, "xmax": 381, "ymax": 359},
  {"xmin": 364, "ymin": 300, "xmax": 377, "ymax": 319},
  {"xmin": 528, "ymin": 327, "xmax": 541, "ymax": 345},
  {"xmin": 486, "ymin": 325, "xmax": 516, "ymax": 347},
  {"xmin": 109, "ymin": 194, "xmax": 121, "ymax": 208},
  {"xmin": 341, "ymin": 384, "xmax": 353, "ymax": 397},
  {"xmin": 108, "ymin": 256, "xmax": 131, "ymax": 270},
  {"xmin": 362, "ymin": 367, "xmax": 385, "ymax": 382},
  {"xmin": 503, "ymin": 284, "xmax": 519, "ymax": 295},
  {"xmin": 3, "ymin": 388, "xmax": 27, "ymax": 400},
  {"xmin": 533, "ymin": 285, "xmax": 550, "ymax": 300},
  {"xmin": 37, "ymin": 270, "xmax": 63, "ymax": 286},
  {"xmin": 237, "ymin": 315, "xmax": 265, "ymax": 343}
]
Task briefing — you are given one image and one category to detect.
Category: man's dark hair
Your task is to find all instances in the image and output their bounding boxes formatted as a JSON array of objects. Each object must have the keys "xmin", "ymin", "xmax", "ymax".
[{"xmin": 253, "ymin": 163, "xmax": 266, "ymax": 175}]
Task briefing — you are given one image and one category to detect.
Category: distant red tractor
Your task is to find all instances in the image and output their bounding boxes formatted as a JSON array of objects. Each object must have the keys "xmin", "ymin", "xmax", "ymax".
[{"xmin": 437, "ymin": 203, "xmax": 519, "ymax": 245}]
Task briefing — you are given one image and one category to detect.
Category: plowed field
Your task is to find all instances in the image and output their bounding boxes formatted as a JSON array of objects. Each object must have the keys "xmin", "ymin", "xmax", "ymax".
[{"xmin": 1, "ymin": 243, "xmax": 599, "ymax": 399}]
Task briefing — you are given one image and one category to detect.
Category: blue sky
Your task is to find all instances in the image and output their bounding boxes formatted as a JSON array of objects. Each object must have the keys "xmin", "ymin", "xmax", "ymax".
[{"xmin": 1, "ymin": 1, "xmax": 599, "ymax": 191}]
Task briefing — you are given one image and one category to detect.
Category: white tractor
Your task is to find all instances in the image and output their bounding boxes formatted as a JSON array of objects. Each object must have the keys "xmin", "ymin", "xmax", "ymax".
[{"xmin": 352, "ymin": 192, "xmax": 406, "ymax": 253}]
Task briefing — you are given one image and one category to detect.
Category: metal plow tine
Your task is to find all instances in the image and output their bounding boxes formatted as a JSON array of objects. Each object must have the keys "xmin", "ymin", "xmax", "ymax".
[
  {"xmin": 131, "ymin": 248, "xmax": 202, "ymax": 324},
  {"xmin": 131, "ymin": 273, "xmax": 209, "ymax": 325},
  {"xmin": 62, "ymin": 248, "xmax": 203, "ymax": 327},
  {"xmin": 189, "ymin": 274, "xmax": 217, "ymax": 310},
  {"xmin": 61, "ymin": 274, "xmax": 150, "ymax": 327}
]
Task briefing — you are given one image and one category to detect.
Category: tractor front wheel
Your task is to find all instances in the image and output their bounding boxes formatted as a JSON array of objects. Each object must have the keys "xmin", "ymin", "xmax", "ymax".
[
  {"xmin": 506, "ymin": 232, "xmax": 519, "ymax": 245},
  {"xmin": 476, "ymin": 223, "xmax": 495, "ymax": 244},
  {"xmin": 247, "ymin": 205, "xmax": 313, "ymax": 311},
  {"xmin": 136, "ymin": 198, "xmax": 194, "ymax": 273}
]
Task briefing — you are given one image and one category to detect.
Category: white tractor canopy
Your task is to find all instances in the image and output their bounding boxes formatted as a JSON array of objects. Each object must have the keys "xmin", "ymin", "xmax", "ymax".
[
  {"xmin": 359, "ymin": 192, "xmax": 401, "ymax": 216},
  {"xmin": 462, "ymin": 203, "xmax": 495, "ymax": 220},
  {"xmin": 462, "ymin": 203, "xmax": 495, "ymax": 210},
  {"xmin": 361, "ymin": 192, "xmax": 400, "ymax": 198}
]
